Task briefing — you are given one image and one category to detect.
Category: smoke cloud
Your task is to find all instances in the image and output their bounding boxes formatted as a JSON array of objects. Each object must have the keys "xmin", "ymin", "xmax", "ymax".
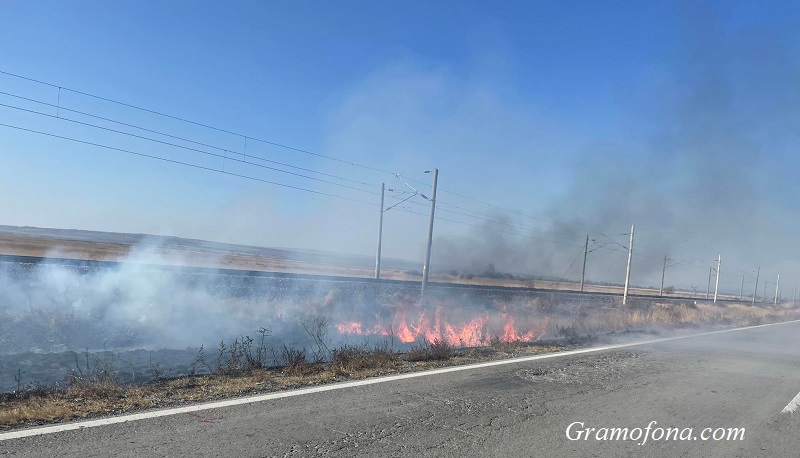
[{"xmin": 396, "ymin": 3, "xmax": 800, "ymax": 293}]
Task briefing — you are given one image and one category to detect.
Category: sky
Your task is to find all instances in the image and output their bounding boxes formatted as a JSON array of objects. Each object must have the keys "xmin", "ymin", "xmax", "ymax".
[{"xmin": 1, "ymin": 0, "xmax": 800, "ymax": 294}]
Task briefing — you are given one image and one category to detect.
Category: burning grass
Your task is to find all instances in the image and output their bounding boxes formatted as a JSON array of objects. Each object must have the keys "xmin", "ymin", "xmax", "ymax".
[
  {"xmin": 331, "ymin": 294, "xmax": 800, "ymax": 347},
  {"xmin": 3, "ymin": 294, "xmax": 800, "ymax": 431}
]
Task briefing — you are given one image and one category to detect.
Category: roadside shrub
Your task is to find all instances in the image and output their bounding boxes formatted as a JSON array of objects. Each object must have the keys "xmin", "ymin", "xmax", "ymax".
[
  {"xmin": 404, "ymin": 339, "xmax": 453, "ymax": 362},
  {"xmin": 280, "ymin": 345, "xmax": 318, "ymax": 377},
  {"xmin": 331, "ymin": 343, "xmax": 397, "ymax": 373}
]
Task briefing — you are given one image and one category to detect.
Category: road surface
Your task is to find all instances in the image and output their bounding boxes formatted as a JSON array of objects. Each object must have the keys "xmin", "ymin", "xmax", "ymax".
[{"xmin": 3, "ymin": 321, "xmax": 800, "ymax": 457}]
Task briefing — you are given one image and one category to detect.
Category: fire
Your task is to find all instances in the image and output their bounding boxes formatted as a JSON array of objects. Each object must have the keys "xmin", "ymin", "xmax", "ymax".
[
  {"xmin": 501, "ymin": 315, "xmax": 534, "ymax": 342},
  {"xmin": 335, "ymin": 302, "xmax": 545, "ymax": 347},
  {"xmin": 442, "ymin": 316, "xmax": 489, "ymax": 346},
  {"xmin": 335, "ymin": 321, "xmax": 363, "ymax": 334}
]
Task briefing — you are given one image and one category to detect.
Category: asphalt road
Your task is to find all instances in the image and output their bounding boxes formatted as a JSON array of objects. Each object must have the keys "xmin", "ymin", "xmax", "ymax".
[{"xmin": 3, "ymin": 322, "xmax": 800, "ymax": 457}]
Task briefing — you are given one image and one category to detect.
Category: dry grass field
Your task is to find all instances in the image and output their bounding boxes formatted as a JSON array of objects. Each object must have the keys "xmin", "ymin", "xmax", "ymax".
[
  {"xmin": 4, "ymin": 226, "xmax": 783, "ymax": 429},
  {"xmin": 0, "ymin": 228, "xmax": 735, "ymax": 299},
  {"xmin": 4, "ymin": 296, "xmax": 798, "ymax": 429}
]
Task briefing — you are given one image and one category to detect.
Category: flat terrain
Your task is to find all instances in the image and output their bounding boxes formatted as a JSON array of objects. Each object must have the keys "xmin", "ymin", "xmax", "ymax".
[
  {"xmin": 0, "ymin": 225, "xmax": 739, "ymax": 299},
  {"xmin": 3, "ymin": 321, "xmax": 799, "ymax": 457}
]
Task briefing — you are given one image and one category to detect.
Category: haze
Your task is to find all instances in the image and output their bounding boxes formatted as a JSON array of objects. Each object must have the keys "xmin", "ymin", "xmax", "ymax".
[{"xmin": 1, "ymin": 0, "xmax": 799, "ymax": 294}]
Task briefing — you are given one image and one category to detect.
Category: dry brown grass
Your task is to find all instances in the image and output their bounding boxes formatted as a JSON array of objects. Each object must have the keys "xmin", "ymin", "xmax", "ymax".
[
  {"xmin": 542, "ymin": 300, "xmax": 800, "ymax": 337},
  {"xmin": 0, "ymin": 342, "xmax": 568, "ymax": 430},
  {"xmin": 5, "ymin": 300, "xmax": 798, "ymax": 430}
]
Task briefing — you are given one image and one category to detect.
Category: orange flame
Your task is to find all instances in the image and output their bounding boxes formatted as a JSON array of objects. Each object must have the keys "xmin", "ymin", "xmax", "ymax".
[
  {"xmin": 335, "ymin": 321, "xmax": 363, "ymax": 334},
  {"xmin": 335, "ymin": 302, "xmax": 545, "ymax": 347},
  {"xmin": 501, "ymin": 315, "xmax": 535, "ymax": 342}
]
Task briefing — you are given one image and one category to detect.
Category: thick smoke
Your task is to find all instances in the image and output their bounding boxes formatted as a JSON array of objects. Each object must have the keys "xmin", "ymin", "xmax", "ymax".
[
  {"xmin": 0, "ymin": 242, "xmax": 344, "ymax": 353},
  {"xmin": 432, "ymin": 3, "xmax": 800, "ymax": 293},
  {"xmin": 0, "ymin": 241, "xmax": 542, "ymax": 356}
]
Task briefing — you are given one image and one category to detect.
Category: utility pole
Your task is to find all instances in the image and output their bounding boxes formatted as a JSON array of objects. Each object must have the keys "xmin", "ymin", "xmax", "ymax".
[
  {"xmin": 660, "ymin": 255, "xmax": 667, "ymax": 297},
  {"xmin": 421, "ymin": 168, "xmax": 438, "ymax": 297},
  {"xmin": 706, "ymin": 267, "xmax": 712, "ymax": 300},
  {"xmin": 764, "ymin": 279, "xmax": 767, "ymax": 304},
  {"xmin": 623, "ymin": 224, "xmax": 634, "ymax": 305},
  {"xmin": 740, "ymin": 274, "xmax": 744, "ymax": 301},
  {"xmin": 752, "ymin": 267, "xmax": 760, "ymax": 305},
  {"xmin": 580, "ymin": 235, "xmax": 589, "ymax": 292},
  {"xmin": 774, "ymin": 274, "xmax": 780, "ymax": 306},
  {"xmin": 374, "ymin": 183, "xmax": 385, "ymax": 280},
  {"xmin": 713, "ymin": 255, "xmax": 721, "ymax": 303}
]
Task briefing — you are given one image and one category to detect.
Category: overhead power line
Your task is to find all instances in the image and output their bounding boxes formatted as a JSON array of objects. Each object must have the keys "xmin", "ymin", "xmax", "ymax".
[
  {"xmin": 399, "ymin": 208, "xmax": 584, "ymax": 248},
  {"xmin": 0, "ymin": 122, "xmax": 381, "ymax": 206},
  {"xmin": 0, "ymin": 69, "xmax": 400, "ymax": 176},
  {"xmin": 0, "ymin": 94, "xmax": 379, "ymax": 190},
  {"xmin": 1, "ymin": 117, "xmax": 586, "ymax": 250},
  {"xmin": 0, "ymin": 69, "xmax": 733, "ymax": 272},
  {"xmin": 0, "ymin": 69, "xmax": 605, "ymax": 236}
]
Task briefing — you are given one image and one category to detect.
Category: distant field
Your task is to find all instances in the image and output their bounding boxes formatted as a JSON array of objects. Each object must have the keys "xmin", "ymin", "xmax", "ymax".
[{"xmin": 0, "ymin": 226, "xmax": 739, "ymax": 300}]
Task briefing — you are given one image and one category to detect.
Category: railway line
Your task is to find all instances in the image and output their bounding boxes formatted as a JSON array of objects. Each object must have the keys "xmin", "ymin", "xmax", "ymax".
[{"xmin": 0, "ymin": 253, "xmax": 750, "ymax": 305}]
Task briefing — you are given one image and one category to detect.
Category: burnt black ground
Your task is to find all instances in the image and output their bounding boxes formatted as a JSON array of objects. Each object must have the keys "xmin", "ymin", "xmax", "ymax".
[{"xmin": 2, "ymin": 321, "xmax": 799, "ymax": 457}]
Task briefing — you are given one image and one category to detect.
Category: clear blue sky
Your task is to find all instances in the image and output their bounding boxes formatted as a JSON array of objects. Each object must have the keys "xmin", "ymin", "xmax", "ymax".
[{"xmin": 2, "ymin": 0, "xmax": 800, "ymax": 292}]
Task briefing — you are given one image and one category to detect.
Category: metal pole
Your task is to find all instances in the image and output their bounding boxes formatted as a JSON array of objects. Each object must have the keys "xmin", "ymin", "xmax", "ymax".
[
  {"xmin": 774, "ymin": 274, "xmax": 780, "ymax": 306},
  {"xmin": 622, "ymin": 224, "xmax": 634, "ymax": 305},
  {"xmin": 374, "ymin": 183, "xmax": 385, "ymax": 280},
  {"xmin": 580, "ymin": 235, "xmax": 589, "ymax": 292},
  {"xmin": 660, "ymin": 254, "xmax": 667, "ymax": 296},
  {"xmin": 740, "ymin": 274, "xmax": 744, "ymax": 301},
  {"xmin": 706, "ymin": 267, "xmax": 711, "ymax": 300},
  {"xmin": 752, "ymin": 267, "xmax": 760, "ymax": 305},
  {"xmin": 713, "ymin": 255, "xmax": 721, "ymax": 303},
  {"xmin": 421, "ymin": 168, "xmax": 438, "ymax": 297}
]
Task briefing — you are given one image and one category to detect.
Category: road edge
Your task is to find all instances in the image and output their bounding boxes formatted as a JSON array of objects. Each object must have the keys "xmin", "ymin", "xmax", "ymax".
[{"xmin": 3, "ymin": 318, "xmax": 799, "ymax": 441}]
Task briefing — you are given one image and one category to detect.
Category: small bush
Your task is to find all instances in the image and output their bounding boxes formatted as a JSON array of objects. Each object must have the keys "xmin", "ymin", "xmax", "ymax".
[
  {"xmin": 280, "ymin": 345, "xmax": 318, "ymax": 377},
  {"xmin": 404, "ymin": 339, "xmax": 453, "ymax": 362},
  {"xmin": 331, "ymin": 343, "xmax": 397, "ymax": 373}
]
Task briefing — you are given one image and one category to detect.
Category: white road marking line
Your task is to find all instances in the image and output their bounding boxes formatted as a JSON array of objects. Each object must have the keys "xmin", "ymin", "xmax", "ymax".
[
  {"xmin": 782, "ymin": 392, "xmax": 800, "ymax": 414},
  {"xmin": 2, "ymin": 319, "xmax": 799, "ymax": 441}
]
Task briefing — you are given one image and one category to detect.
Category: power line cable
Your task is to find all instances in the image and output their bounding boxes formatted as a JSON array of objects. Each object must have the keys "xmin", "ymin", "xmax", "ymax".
[
  {"xmin": 0, "ymin": 102, "xmax": 384, "ymax": 196},
  {"xmin": 0, "ymin": 69, "xmax": 616, "ymax": 236},
  {"xmin": 398, "ymin": 208, "xmax": 584, "ymax": 248},
  {"xmin": 0, "ymin": 70, "xmax": 744, "ymax": 270},
  {"xmin": 0, "ymin": 99, "xmax": 381, "ymax": 193},
  {"xmin": 0, "ymin": 122, "xmax": 381, "ymax": 206},
  {"xmin": 393, "ymin": 193, "xmax": 586, "ymax": 242},
  {"xmin": 0, "ymin": 90, "xmax": 380, "ymax": 189},
  {"xmin": 561, "ymin": 246, "xmax": 586, "ymax": 278},
  {"xmin": 0, "ymin": 69, "xmax": 400, "ymax": 176},
  {"xmin": 432, "ymin": 205, "xmax": 585, "ymax": 242}
]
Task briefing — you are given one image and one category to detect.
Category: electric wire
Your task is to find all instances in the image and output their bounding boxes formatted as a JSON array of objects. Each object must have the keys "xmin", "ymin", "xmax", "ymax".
[
  {"xmin": 0, "ymin": 69, "xmax": 400, "ymax": 176},
  {"xmin": 0, "ymin": 122, "xmax": 381, "ymax": 206},
  {"xmin": 0, "ymin": 70, "xmax": 755, "ymax": 274},
  {"xmin": 0, "ymin": 98, "xmax": 380, "ymax": 192}
]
